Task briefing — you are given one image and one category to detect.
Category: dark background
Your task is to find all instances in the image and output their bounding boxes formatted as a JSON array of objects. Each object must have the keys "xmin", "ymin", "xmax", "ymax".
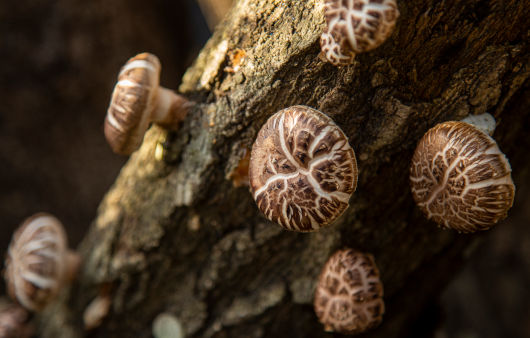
[{"xmin": 0, "ymin": 1, "xmax": 528, "ymax": 337}]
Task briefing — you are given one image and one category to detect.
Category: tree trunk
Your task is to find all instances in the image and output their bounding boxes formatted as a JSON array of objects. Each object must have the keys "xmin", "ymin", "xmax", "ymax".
[{"xmin": 41, "ymin": 0, "xmax": 530, "ymax": 337}]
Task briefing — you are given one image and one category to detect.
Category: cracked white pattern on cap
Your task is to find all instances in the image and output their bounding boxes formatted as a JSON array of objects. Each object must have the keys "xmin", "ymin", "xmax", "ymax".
[
  {"xmin": 4, "ymin": 214, "xmax": 68, "ymax": 312},
  {"xmin": 249, "ymin": 106, "xmax": 357, "ymax": 232},
  {"xmin": 320, "ymin": 0, "xmax": 399, "ymax": 66},
  {"xmin": 104, "ymin": 53, "xmax": 160, "ymax": 155},
  {"xmin": 314, "ymin": 249, "xmax": 384, "ymax": 335},
  {"xmin": 410, "ymin": 121, "xmax": 515, "ymax": 233}
]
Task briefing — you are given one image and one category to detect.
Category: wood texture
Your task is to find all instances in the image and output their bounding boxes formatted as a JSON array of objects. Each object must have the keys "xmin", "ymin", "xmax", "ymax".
[{"xmin": 41, "ymin": 0, "xmax": 530, "ymax": 337}]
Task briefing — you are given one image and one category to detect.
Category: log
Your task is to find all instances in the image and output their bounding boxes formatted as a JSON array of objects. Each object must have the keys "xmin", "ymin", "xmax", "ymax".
[{"xmin": 41, "ymin": 0, "xmax": 530, "ymax": 337}]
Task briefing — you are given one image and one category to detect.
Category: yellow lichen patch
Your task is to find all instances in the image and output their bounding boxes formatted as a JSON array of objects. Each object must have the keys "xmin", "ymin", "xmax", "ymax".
[{"xmin": 224, "ymin": 48, "xmax": 246, "ymax": 73}]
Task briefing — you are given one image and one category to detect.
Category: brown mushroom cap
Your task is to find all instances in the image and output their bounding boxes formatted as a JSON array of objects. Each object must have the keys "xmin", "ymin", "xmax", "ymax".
[
  {"xmin": 249, "ymin": 106, "xmax": 358, "ymax": 232},
  {"xmin": 320, "ymin": 0, "xmax": 399, "ymax": 66},
  {"xmin": 4, "ymin": 213, "xmax": 70, "ymax": 312},
  {"xmin": 0, "ymin": 304, "xmax": 33, "ymax": 338},
  {"xmin": 320, "ymin": 31, "xmax": 356, "ymax": 67},
  {"xmin": 105, "ymin": 53, "xmax": 161, "ymax": 155},
  {"xmin": 410, "ymin": 121, "xmax": 515, "ymax": 233},
  {"xmin": 314, "ymin": 249, "xmax": 385, "ymax": 335}
]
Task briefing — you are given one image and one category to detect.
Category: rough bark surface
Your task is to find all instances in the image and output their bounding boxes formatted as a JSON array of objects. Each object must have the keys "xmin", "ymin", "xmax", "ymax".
[{"xmin": 41, "ymin": 0, "xmax": 530, "ymax": 337}]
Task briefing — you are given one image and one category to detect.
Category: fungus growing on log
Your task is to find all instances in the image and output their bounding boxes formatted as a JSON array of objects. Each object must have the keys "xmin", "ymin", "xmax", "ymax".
[
  {"xmin": 249, "ymin": 106, "xmax": 357, "ymax": 232},
  {"xmin": 410, "ymin": 121, "xmax": 515, "ymax": 233},
  {"xmin": 320, "ymin": 0, "xmax": 399, "ymax": 66},
  {"xmin": 314, "ymin": 249, "xmax": 384, "ymax": 335},
  {"xmin": 3, "ymin": 213, "xmax": 82, "ymax": 312},
  {"xmin": 105, "ymin": 53, "xmax": 192, "ymax": 155}
]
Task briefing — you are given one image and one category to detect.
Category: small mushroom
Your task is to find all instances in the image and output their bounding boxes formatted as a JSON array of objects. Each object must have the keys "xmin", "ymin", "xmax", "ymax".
[
  {"xmin": 249, "ymin": 106, "xmax": 358, "ymax": 232},
  {"xmin": 0, "ymin": 304, "xmax": 33, "ymax": 338},
  {"xmin": 152, "ymin": 312, "xmax": 185, "ymax": 338},
  {"xmin": 410, "ymin": 121, "xmax": 515, "ymax": 232},
  {"xmin": 460, "ymin": 112, "xmax": 496, "ymax": 136},
  {"xmin": 105, "ymin": 53, "xmax": 192, "ymax": 155},
  {"xmin": 3, "ymin": 213, "xmax": 82, "ymax": 312},
  {"xmin": 320, "ymin": 0, "xmax": 400, "ymax": 66},
  {"xmin": 314, "ymin": 249, "xmax": 384, "ymax": 335},
  {"xmin": 83, "ymin": 294, "xmax": 112, "ymax": 330}
]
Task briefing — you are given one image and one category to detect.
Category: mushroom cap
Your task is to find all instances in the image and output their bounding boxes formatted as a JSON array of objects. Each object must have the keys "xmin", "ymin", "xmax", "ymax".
[
  {"xmin": 105, "ymin": 53, "xmax": 161, "ymax": 155},
  {"xmin": 4, "ymin": 213, "xmax": 69, "ymax": 312},
  {"xmin": 249, "ymin": 106, "xmax": 358, "ymax": 232},
  {"xmin": 0, "ymin": 304, "xmax": 33, "ymax": 338},
  {"xmin": 320, "ymin": 0, "xmax": 399, "ymax": 65},
  {"xmin": 320, "ymin": 31, "xmax": 356, "ymax": 67},
  {"xmin": 314, "ymin": 249, "xmax": 385, "ymax": 335},
  {"xmin": 410, "ymin": 121, "xmax": 515, "ymax": 232}
]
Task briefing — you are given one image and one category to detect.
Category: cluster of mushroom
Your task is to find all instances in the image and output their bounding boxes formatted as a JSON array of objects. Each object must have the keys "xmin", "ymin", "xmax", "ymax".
[
  {"xmin": 1, "ymin": 214, "xmax": 82, "ymax": 336},
  {"xmin": 244, "ymin": 106, "xmax": 514, "ymax": 334},
  {"xmin": 101, "ymin": 1, "xmax": 402, "ymax": 155},
  {"xmin": 96, "ymin": 1, "xmax": 516, "ymax": 336},
  {"xmin": 247, "ymin": 109, "xmax": 513, "ymax": 335}
]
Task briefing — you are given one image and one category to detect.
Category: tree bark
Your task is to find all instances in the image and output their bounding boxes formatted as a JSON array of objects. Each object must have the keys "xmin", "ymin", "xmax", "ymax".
[{"xmin": 41, "ymin": 0, "xmax": 530, "ymax": 337}]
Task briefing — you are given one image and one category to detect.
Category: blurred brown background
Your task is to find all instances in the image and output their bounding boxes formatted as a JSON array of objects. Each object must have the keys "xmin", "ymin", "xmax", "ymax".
[{"xmin": 0, "ymin": 1, "xmax": 529, "ymax": 337}]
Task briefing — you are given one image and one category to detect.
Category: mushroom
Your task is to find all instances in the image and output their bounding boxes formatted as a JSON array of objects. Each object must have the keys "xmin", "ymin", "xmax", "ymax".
[
  {"xmin": 152, "ymin": 312, "xmax": 185, "ymax": 338},
  {"xmin": 0, "ymin": 304, "xmax": 33, "ymax": 338},
  {"xmin": 320, "ymin": 0, "xmax": 400, "ymax": 66},
  {"xmin": 410, "ymin": 119, "xmax": 515, "ymax": 233},
  {"xmin": 83, "ymin": 294, "xmax": 112, "ymax": 330},
  {"xmin": 249, "ymin": 106, "xmax": 358, "ymax": 232},
  {"xmin": 460, "ymin": 112, "xmax": 496, "ymax": 136},
  {"xmin": 314, "ymin": 249, "xmax": 384, "ymax": 335},
  {"xmin": 104, "ymin": 53, "xmax": 192, "ymax": 155},
  {"xmin": 3, "ymin": 213, "xmax": 82, "ymax": 312}
]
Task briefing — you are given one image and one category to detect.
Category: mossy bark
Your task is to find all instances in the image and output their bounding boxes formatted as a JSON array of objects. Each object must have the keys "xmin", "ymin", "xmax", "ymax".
[{"xmin": 41, "ymin": 0, "xmax": 530, "ymax": 337}]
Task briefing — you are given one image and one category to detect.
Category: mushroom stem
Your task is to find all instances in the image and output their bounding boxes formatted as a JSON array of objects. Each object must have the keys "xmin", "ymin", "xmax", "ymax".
[
  {"xmin": 63, "ymin": 250, "xmax": 82, "ymax": 284},
  {"xmin": 151, "ymin": 87, "xmax": 192, "ymax": 130},
  {"xmin": 83, "ymin": 294, "xmax": 112, "ymax": 330},
  {"xmin": 460, "ymin": 112, "xmax": 497, "ymax": 136}
]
